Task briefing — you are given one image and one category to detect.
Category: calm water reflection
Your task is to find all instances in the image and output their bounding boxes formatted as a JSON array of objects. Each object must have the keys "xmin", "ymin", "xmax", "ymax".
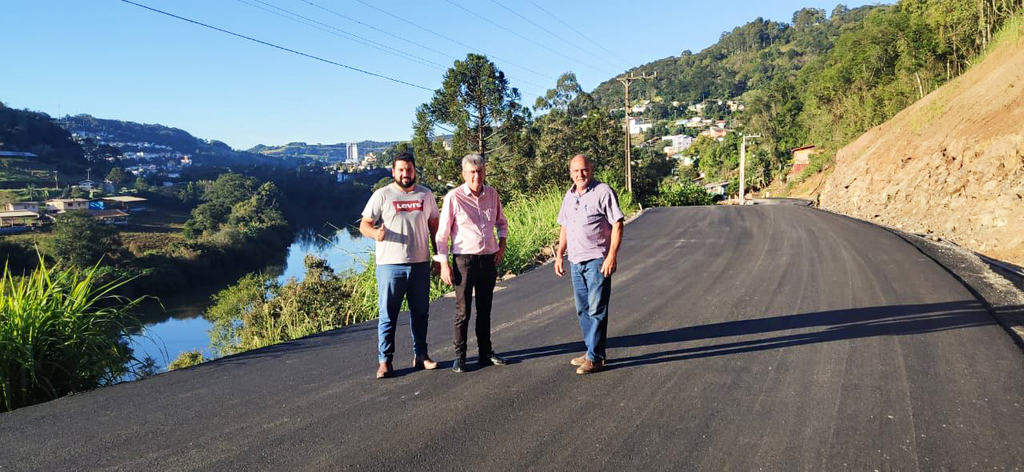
[{"xmin": 131, "ymin": 221, "xmax": 373, "ymax": 371}]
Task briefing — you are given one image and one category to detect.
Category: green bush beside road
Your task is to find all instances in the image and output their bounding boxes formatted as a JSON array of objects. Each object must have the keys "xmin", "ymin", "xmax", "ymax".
[{"xmin": 0, "ymin": 257, "xmax": 150, "ymax": 412}]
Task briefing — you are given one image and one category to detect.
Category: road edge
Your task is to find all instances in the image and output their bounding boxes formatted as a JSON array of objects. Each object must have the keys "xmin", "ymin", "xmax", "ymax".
[
  {"xmin": 883, "ymin": 227, "xmax": 1024, "ymax": 351},
  {"xmin": 810, "ymin": 206, "xmax": 1024, "ymax": 352}
]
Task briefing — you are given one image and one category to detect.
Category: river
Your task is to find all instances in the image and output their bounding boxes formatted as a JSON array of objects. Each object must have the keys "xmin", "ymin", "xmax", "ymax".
[{"xmin": 131, "ymin": 222, "xmax": 373, "ymax": 371}]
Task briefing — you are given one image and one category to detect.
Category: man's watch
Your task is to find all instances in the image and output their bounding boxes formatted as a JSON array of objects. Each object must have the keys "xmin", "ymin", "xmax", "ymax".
[{"xmin": 432, "ymin": 254, "xmax": 447, "ymax": 263}]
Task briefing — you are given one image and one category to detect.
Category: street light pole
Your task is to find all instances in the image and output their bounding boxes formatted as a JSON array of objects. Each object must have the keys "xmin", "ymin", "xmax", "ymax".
[{"xmin": 740, "ymin": 134, "xmax": 760, "ymax": 205}]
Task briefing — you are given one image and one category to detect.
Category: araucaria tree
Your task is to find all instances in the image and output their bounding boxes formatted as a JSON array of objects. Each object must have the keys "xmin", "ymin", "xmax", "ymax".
[{"xmin": 413, "ymin": 53, "xmax": 530, "ymax": 190}]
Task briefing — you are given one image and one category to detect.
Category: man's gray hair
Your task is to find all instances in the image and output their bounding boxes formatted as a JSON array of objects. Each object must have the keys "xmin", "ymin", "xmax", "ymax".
[{"xmin": 462, "ymin": 153, "xmax": 485, "ymax": 170}]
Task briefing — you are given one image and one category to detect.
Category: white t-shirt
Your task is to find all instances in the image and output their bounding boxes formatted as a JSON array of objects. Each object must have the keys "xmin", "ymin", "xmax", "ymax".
[{"xmin": 361, "ymin": 184, "xmax": 439, "ymax": 265}]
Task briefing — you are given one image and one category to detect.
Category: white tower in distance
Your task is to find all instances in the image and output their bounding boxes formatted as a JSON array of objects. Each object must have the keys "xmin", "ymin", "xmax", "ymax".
[{"xmin": 346, "ymin": 143, "xmax": 359, "ymax": 163}]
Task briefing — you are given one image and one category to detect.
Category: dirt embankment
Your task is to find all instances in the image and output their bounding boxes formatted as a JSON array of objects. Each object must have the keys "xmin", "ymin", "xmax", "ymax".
[{"xmin": 815, "ymin": 22, "xmax": 1024, "ymax": 266}]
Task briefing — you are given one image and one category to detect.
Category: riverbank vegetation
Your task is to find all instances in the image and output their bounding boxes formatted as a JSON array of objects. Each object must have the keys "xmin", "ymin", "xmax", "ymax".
[
  {"xmin": 0, "ymin": 166, "xmax": 380, "ymax": 299},
  {"xmin": 0, "ymin": 258, "xmax": 150, "ymax": 412}
]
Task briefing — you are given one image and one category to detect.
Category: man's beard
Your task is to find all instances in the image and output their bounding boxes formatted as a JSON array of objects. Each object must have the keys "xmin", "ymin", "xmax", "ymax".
[{"xmin": 395, "ymin": 175, "xmax": 416, "ymax": 189}]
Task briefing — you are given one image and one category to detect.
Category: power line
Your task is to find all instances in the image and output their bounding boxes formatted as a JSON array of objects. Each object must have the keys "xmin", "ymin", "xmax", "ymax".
[
  {"xmin": 349, "ymin": 0, "xmax": 556, "ymax": 84},
  {"xmin": 485, "ymin": 0, "xmax": 623, "ymax": 72},
  {"xmin": 120, "ymin": 0, "xmax": 432, "ymax": 91},
  {"xmin": 243, "ymin": 0, "xmax": 548, "ymax": 97},
  {"xmin": 298, "ymin": 0, "xmax": 458, "ymax": 63},
  {"xmin": 238, "ymin": 0, "xmax": 546, "ymax": 96},
  {"xmin": 237, "ymin": 0, "xmax": 444, "ymax": 70},
  {"xmin": 295, "ymin": 0, "xmax": 549, "ymax": 94},
  {"xmin": 525, "ymin": 0, "xmax": 632, "ymax": 68},
  {"xmin": 443, "ymin": 0, "xmax": 615, "ymax": 77}
]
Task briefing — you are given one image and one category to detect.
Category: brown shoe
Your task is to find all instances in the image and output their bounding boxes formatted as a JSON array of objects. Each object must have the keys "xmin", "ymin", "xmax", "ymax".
[
  {"xmin": 571, "ymin": 354, "xmax": 605, "ymax": 367},
  {"xmin": 575, "ymin": 359, "xmax": 603, "ymax": 375},
  {"xmin": 376, "ymin": 361, "xmax": 393, "ymax": 379},
  {"xmin": 413, "ymin": 355, "xmax": 438, "ymax": 370}
]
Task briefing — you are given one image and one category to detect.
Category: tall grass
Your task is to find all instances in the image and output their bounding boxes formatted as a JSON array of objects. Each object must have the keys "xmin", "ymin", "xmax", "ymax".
[
  {"xmin": 500, "ymin": 189, "xmax": 565, "ymax": 274},
  {"xmin": 0, "ymin": 257, "xmax": 149, "ymax": 412}
]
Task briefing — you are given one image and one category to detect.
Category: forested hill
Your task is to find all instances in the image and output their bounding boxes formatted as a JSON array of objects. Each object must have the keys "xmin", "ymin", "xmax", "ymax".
[
  {"xmin": 585, "ymin": 1, "xmax": 1022, "ymax": 193},
  {"xmin": 0, "ymin": 103, "xmax": 86, "ymax": 170},
  {"xmin": 590, "ymin": 5, "xmax": 877, "ymax": 111},
  {"xmin": 64, "ymin": 114, "xmax": 291, "ymax": 168}
]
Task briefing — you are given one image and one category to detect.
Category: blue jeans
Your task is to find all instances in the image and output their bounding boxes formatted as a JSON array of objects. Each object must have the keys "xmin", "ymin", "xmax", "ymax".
[
  {"xmin": 569, "ymin": 257, "xmax": 611, "ymax": 362},
  {"xmin": 375, "ymin": 262, "xmax": 430, "ymax": 363}
]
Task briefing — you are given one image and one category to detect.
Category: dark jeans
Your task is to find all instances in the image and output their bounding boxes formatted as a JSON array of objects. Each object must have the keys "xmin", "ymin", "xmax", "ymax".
[{"xmin": 452, "ymin": 253, "xmax": 498, "ymax": 358}]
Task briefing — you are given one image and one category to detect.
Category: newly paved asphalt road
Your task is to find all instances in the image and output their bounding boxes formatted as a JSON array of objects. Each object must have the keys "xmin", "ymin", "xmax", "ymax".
[{"xmin": 3, "ymin": 205, "xmax": 1023, "ymax": 470}]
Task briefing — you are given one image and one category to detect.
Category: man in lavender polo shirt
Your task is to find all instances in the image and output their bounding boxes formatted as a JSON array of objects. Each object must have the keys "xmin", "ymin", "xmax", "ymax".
[
  {"xmin": 436, "ymin": 154, "xmax": 510, "ymax": 373},
  {"xmin": 554, "ymin": 154, "xmax": 624, "ymax": 375}
]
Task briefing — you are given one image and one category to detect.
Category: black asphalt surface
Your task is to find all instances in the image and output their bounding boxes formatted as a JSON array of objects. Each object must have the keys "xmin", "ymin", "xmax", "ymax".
[{"xmin": 3, "ymin": 205, "xmax": 1024, "ymax": 471}]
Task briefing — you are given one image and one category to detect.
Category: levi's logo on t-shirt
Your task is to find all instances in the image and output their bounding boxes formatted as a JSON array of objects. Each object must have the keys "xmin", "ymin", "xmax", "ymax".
[{"xmin": 393, "ymin": 200, "xmax": 424, "ymax": 212}]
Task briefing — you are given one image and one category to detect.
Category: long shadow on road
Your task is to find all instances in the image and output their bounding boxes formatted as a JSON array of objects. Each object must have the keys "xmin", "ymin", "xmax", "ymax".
[{"xmin": 501, "ymin": 300, "xmax": 1003, "ymax": 369}]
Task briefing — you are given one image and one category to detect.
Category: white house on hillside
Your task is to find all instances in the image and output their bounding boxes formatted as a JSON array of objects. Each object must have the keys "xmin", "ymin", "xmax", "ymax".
[
  {"xmin": 628, "ymin": 117, "xmax": 653, "ymax": 135},
  {"xmin": 661, "ymin": 135, "xmax": 695, "ymax": 156}
]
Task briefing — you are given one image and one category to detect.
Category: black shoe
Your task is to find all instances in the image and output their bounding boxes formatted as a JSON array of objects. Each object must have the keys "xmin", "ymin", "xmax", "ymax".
[
  {"xmin": 452, "ymin": 356, "xmax": 467, "ymax": 373},
  {"xmin": 478, "ymin": 353, "xmax": 508, "ymax": 366}
]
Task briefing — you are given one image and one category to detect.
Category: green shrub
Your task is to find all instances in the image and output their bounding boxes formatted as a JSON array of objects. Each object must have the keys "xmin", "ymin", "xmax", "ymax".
[
  {"xmin": 167, "ymin": 349, "xmax": 205, "ymax": 370},
  {"xmin": 43, "ymin": 210, "xmax": 121, "ymax": 268},
  {"xmin": 655, "ymin": 180, "xmax": 715, "ymax": 206},
  {"xmin": 796, "ymin": 149, "xmax": 836, "ymax": 183},
  {"xmin": 0, "ymin": 256, "xmax": 149, "ymax": 412}
]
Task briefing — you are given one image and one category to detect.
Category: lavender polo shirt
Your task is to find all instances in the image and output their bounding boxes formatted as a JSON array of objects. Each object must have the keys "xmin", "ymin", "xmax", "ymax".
[{"xmin": 556, "ymin": 180, "xmax": 624, "ymax": 263}]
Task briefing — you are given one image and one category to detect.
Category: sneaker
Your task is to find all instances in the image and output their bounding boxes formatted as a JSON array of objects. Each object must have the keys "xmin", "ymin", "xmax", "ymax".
[
  {"xmin": 413, "ymin": 355, "xmax": 438, "ymax": 370},
  {"xmin": 376, "ymin": 361, "xmax": 393, "ymax": 379},
  {"xmin": 478, "ymin": 353, "xmax": 508, "ymax": 366},
  {"xmin": 452, "ymin": 356, "xmax": 467, "ymax": 373},
  {"xmin": 570, "ymin": 354, "xmax": 605, "ymax": 367},
  {"xmin": 575, "ymin": 359, "xmax": 603, "ymax": 375}
]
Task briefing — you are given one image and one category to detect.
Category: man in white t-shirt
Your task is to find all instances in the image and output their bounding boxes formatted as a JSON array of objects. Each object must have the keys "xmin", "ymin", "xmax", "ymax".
[{"xmin": 360, "ymin": 152, "xmax": 440, "ymax": 379}]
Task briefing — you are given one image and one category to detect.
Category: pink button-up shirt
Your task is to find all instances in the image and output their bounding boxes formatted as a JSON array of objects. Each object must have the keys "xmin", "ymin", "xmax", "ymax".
[{"xmin": 436, "ymin": 184, "xmax": 508, "ymax": 256}]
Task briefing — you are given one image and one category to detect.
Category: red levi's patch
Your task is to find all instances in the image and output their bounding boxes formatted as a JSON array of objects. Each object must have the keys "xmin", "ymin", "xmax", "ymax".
[{"xmin": 393, "ymin": 200, "xmax": 424, "ymax": 212}]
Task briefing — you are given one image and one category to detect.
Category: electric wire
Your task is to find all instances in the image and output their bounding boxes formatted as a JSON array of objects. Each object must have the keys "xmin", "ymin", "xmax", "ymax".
[
  {"xmin": 349, "ymin": 0, "xmax": 556, "ymax": 83},
  {"xmin": 298, "ymin": 0, "xmax": 458, "ymax": 63},
  {"xmin": 237, "ymin": 0, "xmax": 444, "ymax": 70},
  {"xmin": 443, "ymin": 0, "xmax": 615, "ymax": 77},
  {"xmin": 485, "ymin": 0, "xmax": 623, "ymax": 71},
  {"xmin": 243, "ymin": 0, "xmax": 547, "ymax": 95},
  {"xmin": 120, "ymin": 0, "xmax": 433, "ymax": 91},
  {"xmin": 525, "ymin": 0, "xmax": 632, "ymax": 68}
]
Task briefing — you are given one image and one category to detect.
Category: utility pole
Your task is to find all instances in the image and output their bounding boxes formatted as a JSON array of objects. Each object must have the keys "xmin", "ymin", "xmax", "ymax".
[
  {"xmin": 739, "ymin": 134, "xmax": 760, "ymax": 205},
  {"xmin": 617, "ymin": 71, "xmax": 656, "ymax": 194}
]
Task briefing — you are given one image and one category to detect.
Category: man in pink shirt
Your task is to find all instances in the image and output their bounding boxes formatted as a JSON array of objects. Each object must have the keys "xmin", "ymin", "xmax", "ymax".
[{"xmin": 436, "ymin": 154, "xmax": 510, "ymax": 373}]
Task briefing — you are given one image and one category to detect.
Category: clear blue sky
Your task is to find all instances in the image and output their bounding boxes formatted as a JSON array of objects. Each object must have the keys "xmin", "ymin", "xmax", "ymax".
[{"xmin": 1, "ymin": 0, "xmax": 881, "ymax": 150}]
